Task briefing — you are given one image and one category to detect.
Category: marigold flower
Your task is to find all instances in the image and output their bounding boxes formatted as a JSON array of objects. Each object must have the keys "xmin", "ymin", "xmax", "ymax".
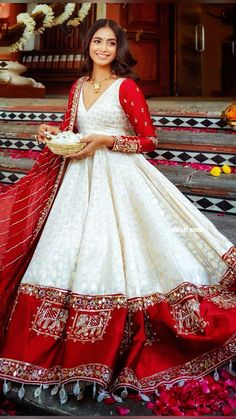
[
  {"xmin": 210, "ymin": 167, "xmax": 221, "ymax": 177},
  {"xmin": 222, "ymin": 165, "xmax": 231, "ymax": 174}
]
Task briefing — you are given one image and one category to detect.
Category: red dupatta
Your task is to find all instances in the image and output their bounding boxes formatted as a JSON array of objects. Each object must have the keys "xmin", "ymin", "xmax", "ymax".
[{"xmin": 0, "ymin": 78, "xmax": 84, "ymax": 341}]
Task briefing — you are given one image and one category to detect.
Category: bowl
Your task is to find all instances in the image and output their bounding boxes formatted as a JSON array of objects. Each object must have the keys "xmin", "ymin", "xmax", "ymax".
[
  {"xmin": 45, "ymin": 131, "xmax": 86, "ymax": 156},
  {"xmin": 46, "ymin": 141, "xmax": 86, "ymax": 156}
]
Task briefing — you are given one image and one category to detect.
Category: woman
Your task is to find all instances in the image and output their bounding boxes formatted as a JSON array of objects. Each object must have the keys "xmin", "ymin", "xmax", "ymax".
[{"xmin": 0, "ymin": 19, "xmax": 235, "ymax": 402}]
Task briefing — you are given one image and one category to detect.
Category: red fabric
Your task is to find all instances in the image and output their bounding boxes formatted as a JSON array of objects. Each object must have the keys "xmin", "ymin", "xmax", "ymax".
[
  {"xmin": 118, "ymin": 79, "xmax": 157, "ymax": 152},
  {"xmin": 0, "ymin": 78, "xmax": 236, "ymax": 392},
  {"xmin": 0, "ymin": 282, "xmax": 236, "ymax": 391},
  {"xmin": 0, "ymin": 80, "xmax": 79, "ymax": 342}
]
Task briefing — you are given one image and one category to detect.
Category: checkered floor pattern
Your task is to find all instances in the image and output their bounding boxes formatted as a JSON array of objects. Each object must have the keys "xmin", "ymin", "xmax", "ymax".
[
  {"xmin": 0, "ymin": 110, "xmax": 231, "ymax": 130},
  {"xmin": 0, "ymin": 138, "xmax": 43, "ymax": 151},
  {"xmin": 145, "ymin": 149, "xmax": 236, "ymax": 166}
]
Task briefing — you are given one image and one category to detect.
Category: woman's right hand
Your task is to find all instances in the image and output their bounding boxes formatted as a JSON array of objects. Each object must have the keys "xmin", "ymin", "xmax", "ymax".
[{"xmin": 37, "ymin": 124, "xmax": 61, "ymax": 143}]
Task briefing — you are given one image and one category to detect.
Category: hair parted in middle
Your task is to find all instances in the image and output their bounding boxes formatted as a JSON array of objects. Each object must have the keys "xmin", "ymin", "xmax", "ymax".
[{"xmin": 79, "ymin": 19, "xmax": 139, "ymax": 81}]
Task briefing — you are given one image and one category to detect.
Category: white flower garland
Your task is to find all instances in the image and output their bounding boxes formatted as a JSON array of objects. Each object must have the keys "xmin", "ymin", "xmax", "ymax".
[
  {"xmin": 9, "ymin": 3, "xmax": 91, "ymax": 52},
  {"xmin": 53, "ymin": 3, "xmax": 76, "ymax": 26},
  {"xmin": 67, "ymin": 4, "xmax": 91, "ymax": 27},
  {"xmin": 10, "ymin": 13, "xmax": 36, "ymax": 52},
  {"xmin": 32, "ymin": 4, "xmax": 54, "ymax": 31}
]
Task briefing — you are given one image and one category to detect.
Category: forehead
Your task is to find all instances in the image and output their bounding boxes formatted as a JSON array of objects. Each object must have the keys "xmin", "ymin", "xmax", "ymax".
[{"xmin": 92, "ymin": 26, "xmax": 116, "ymax": 40}]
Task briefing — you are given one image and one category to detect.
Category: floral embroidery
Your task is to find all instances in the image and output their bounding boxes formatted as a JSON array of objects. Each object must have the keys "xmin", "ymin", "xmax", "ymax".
[
  {"xmin": 171, "ymin": 297, "xmax": 208, "ymax": 335},
  {"xmin": 150, "ymin": 136, "xmax": 159, "ymax": 148},
  {"xmin": 19, "ymin": 284, "xmax": 127, "ymax": 310},
  {"xmin": 32, "ymin": 301, "xmax": 68, "ymax": 339},
  {"xmin": 220, "ymin": 268, "xmax": 235, "ymax": 289},
  {"xmin": 222, "ymin": 246, "xmax": 236, "ymax": 270},
  {"xmin": 128, "ymin": 294, "xmax": 165, "ymax": 313},
  {"xmin": 144, "ymin": 310, "xmax": 157, "ymax": 345},
  {"xmin": 111, "ymin": 136, "xmax": 140, "ymax": 153},
  {"xmin": 68, "ymin": 310, "xmax": 111, "ymax": 343},
  {"xmin": 210, "ymin": 292, "xmax": 236, "ymax": 309},
  {"xmin": 120, "ymin": 313, "xmax": 133, "ymax": 354},
  {"xmin": 0, "ymin": 359, "xmax": 112, "ymax": 387},
  {"xmin": 68, "ymin": 78, "xmax": 85, "ymax": 131},
  {"xmin": 60, "ymin": 363, "xmax": 112, "ymax": 385}
]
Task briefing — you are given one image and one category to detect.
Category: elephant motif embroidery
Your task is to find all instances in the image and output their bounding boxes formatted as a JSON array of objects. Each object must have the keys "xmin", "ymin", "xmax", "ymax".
[
  {"xmin": 172, "ymin": 297, "xmax": 208, "ymax": 335},
  {"xmin": 68, "ymin": 310, "xmax": 111, "ymax": 343},
  {"xmin": 32, "ymin": 301, "xmax": 68, "ymax": 339}
]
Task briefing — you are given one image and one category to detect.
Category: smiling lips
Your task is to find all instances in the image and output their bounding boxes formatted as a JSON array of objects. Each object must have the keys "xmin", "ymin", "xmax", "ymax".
[{"xmin": 96, "ymin": 53, "xmax": 109, "ymax": 59}]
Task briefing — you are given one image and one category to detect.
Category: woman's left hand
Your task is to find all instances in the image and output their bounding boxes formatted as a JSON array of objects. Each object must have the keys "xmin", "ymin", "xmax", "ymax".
[{"xmin": 66, "ymin": 134, "xmax": 114, "ymax": 159}]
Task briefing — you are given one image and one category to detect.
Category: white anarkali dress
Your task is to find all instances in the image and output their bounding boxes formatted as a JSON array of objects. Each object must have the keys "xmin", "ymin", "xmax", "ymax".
[
  {"xmin": 22, "ymin": 79, "xmax": 231, "ymax": 295},
  {"xmin": 1, "ymin": 78, "xmax": 236, "ymax": 396}
]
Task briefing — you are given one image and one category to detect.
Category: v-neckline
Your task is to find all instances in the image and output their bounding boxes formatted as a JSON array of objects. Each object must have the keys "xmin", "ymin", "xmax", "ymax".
[{"xmin": 81, "ymin": 78, "xmax": 120, "ymax": 112}]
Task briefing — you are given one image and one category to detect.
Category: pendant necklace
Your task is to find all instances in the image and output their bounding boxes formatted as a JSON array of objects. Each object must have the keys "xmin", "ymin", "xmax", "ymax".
[{"xmin": 90, "ymin": 73, "xmax": 113, "ymax": 94}]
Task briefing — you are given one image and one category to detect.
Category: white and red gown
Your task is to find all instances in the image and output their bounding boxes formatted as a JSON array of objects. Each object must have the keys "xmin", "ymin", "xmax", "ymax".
[{"xmin": 0, "ymin": 77, "xmax": 236, "ymax": 396}]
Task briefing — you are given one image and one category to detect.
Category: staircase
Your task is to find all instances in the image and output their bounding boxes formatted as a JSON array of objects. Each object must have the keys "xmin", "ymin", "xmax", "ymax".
[
  {"xmin": 1, "ymin": 97, "xmax": 236, "ymax": 414},
  {"xmin": 1, "ymin": 97, "xmax": 236, "ymax": 215}
]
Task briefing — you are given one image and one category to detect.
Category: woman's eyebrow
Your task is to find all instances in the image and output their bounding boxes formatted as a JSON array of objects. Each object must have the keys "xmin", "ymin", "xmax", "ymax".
[{"xmin": 93, "ymin": 36, "xmax": 117, "ymax": 42}]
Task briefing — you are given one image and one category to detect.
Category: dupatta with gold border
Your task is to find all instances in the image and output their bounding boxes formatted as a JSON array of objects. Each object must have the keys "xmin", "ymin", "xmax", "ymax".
[{"xmin": 0, "ymin": 78, "xmax": 84, "ymax": 341}]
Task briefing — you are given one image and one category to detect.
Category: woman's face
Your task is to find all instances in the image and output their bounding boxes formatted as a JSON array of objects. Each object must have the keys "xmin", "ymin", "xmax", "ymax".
[{"xmin": 89, "ymin": 26, "xmax": 117, "ymax": 68}]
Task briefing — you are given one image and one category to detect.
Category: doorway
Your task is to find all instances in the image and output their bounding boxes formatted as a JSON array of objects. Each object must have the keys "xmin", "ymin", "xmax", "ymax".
[{"xmin": 174, "ymin": 3, "xmax": 236, "ymax": 97}]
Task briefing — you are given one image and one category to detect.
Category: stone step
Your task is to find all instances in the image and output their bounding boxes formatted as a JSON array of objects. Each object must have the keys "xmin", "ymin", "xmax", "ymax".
[
  {"xmin": 1, "ymin": 121, "xmax": 236, "ymax": 167},
  {"xmin": 1, "ymin": 158, "xmax": 235, "ymax": 214},
  {"xmin": 0, "ymin": 98, "xmax": 234, "ymax": 130},
  {"xmin": 1, "ymin": 99, "xmax": 235, "ymax": 214}
]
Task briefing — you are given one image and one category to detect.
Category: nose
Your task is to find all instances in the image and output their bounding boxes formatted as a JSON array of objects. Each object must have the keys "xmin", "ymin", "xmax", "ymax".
[{"xmin": 99, "ymin": 41, "xmax": 107, "ymax": 51}]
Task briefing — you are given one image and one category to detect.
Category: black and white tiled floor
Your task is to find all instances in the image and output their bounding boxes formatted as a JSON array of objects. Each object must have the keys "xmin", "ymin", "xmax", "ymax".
[
  {"xmin": 0, "ymin": 170, "xmax": 25, "ymax": 184},
  {"xmin": 2, "ymin": 139, "xmax": 236, "ymax": 167},
  {"xmin": 0, "ymin": 110, "xmax": 232, "ymax": 130},
  {"xmin": 0, "ymin": 109, "xmax": 235, "ymax": 214},
  {"xmin": 152, "ymin": 115, "xmax": 230, "ymax": 130},
  {"xmin": 0, "ymin": 111, "xmax": 63, "ymax": 123},
  {"xmin": 145, "ymin": 149, "xmax": 236, "ymax": 166},
  {"xmin": 0, "ymin": 138, "xmax": 43, "ymax": 151},
  {"xmin": 187, "ymin": 194, "xmax": 236, "ymax": 215}
]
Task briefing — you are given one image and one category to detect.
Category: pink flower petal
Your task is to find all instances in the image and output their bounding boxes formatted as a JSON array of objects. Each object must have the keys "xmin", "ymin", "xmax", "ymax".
[
  {"xmin": 199, "ymin": 381, "xmax": 210, "ymax": 394},
  {"xmin": 221, "ymin": 405, "xmax": 233, "ymax": 415},
  {"xmin": 199, "ymin": 406, "xmax": 211, "ymax": 414},
  {"xmin": 221, "ymin": 369, "xmax": 231, "ymax": 379},
  {"xmin": 103, "ymin": 397, "xmax": 116, "ymax": 405},
  {"xmin": 228, "ymin": 398, "xmax": 236, "ymax": 409},
  {"xmin": 115, "ymin": 406, "xmax": 130, "ymax": 416},
  {"xmin": 152, "ymin": 408, "xmax": 160, "ymax": 416},
  {"xmin": 185, "ymin": 409, "xmax": 198, "ymax": 416},
  {"xmin": 146, "ymin": 402, "xmax": 155, "ymax": 409}
]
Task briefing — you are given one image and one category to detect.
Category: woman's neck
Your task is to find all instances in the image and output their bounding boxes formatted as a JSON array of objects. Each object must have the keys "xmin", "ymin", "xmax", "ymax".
[{"xmin": 92, "ymin": 65, "xmax": 112, "ymax": 81}]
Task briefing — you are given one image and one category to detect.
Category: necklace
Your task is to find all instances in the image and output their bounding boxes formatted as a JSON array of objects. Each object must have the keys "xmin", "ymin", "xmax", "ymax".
[{"xmin": 90, "ymin": 73, "xmax": 113, "ymax": 94}]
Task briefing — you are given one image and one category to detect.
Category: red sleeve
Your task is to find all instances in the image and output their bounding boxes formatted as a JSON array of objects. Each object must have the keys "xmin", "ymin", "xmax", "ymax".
[{"xmin": 111, "ymin": 78, "xmax": 158, "ymax": 153}]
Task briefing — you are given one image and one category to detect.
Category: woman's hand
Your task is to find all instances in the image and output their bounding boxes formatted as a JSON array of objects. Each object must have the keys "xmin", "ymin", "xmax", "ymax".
[
  {"xmin": 37, "ymin": 124, "xmax": 61, "ymax": 143},
  {"xmin": 66, "ymin": 134, "xmax": 114, "ymax": 159}
]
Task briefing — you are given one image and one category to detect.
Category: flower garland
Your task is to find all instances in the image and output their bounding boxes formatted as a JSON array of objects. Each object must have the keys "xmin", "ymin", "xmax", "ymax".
[
  {"xmin": 67, "ymin": 4, "xmax": 92, "ymax": 27},
  {"xmin": 9, "ymin": 3, "xmax": 91, "ymax": 52},
  {"xmin": 10, "ymin": 13, "xmax": 36, "ymax": 52},
  {"xmin": 52, "ymin": 3, "xmax": 76, "ymax": 26},
  {"xmin": 32, "ymin": 4, "xmax": 54, "ymax": 33}
]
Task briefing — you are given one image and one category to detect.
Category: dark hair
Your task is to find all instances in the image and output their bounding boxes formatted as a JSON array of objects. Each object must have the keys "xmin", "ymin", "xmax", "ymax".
[{"xmin": 79, "ymin": 19, "xmax": 139, "ymax": 81}]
